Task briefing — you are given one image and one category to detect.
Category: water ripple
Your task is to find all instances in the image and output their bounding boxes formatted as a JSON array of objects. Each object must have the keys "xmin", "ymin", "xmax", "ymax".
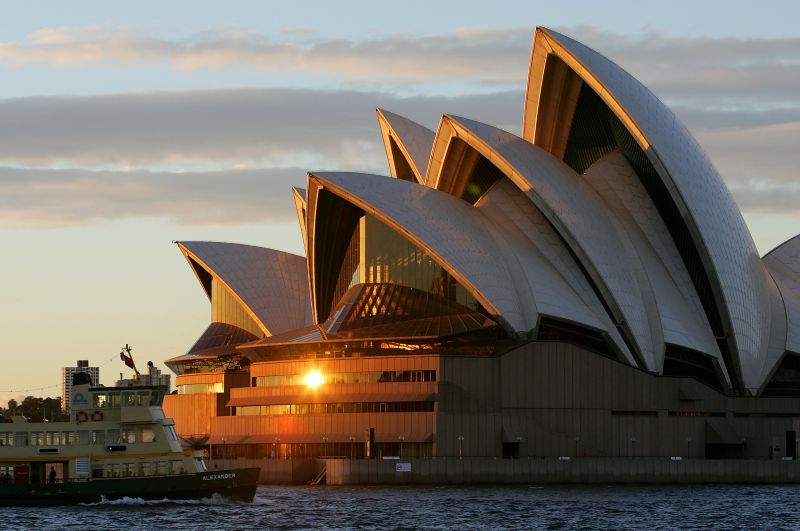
[{"xmin": 4, "ymin": 484, "xmax": 800, "ymax": 530}]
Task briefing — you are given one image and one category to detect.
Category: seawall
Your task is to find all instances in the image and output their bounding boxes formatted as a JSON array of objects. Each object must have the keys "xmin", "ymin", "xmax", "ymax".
[
  {"xmin": 216, "ymin": 457, "xmax": 800, "ymax": 485},
  {"xmin": 323, "ymin": 457, "xmax": 800, "ymax": 484}
]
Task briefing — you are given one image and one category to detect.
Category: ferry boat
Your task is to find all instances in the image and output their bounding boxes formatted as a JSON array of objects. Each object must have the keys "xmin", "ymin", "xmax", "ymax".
[{"xmin": 0, "ymin": 372, "xmax": 258, "ymax": 506}]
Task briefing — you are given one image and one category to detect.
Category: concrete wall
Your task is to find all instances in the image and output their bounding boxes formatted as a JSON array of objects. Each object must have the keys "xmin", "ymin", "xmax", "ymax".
[
  {"xmin": 437, "ymin": 342, "xmax": 800, "ymax": 458},
  {"xmin": 324, "ymin": 457, "xmax": 800, "ymax": 485}
]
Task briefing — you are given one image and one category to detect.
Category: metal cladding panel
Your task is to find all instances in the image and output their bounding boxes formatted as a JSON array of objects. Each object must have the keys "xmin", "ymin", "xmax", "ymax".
[
  {"xmin": 764, "ymin": 235, "xmax": 800, "ymax": 356},
  {"xmin": 534, "ymin": 28, "xmax": 772, "ymax": 390},
  {"xmin": 377, "ymin": 109, "xmax": 436, "ymax": 183},
  {"xmin": 475, "ymin": 179, "xmax": 633, "ymax": 362},
  {"xmin": 441, "ymin": 115, "xmax": 658, "ymax": 370},
  {"xmin": 308, "ymin": 171, "xmax": 534, "ymax": 334},
  {"xmin": 583, "ymin": 151, "xmax": 724, "ymax": 371},
  {"xmin": 178, "ymin": 241, "xmax": 312, "ymax": 335}
]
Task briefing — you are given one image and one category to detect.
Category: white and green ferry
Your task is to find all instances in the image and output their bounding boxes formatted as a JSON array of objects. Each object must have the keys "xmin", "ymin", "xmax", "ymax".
[{"xmin": 0, "ymin": 373, "xmax": 257, "ymax": 506}]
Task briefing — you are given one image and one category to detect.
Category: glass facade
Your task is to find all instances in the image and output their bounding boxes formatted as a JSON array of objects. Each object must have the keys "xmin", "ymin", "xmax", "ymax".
[
  {"xmin": 235, "ymin": 401, "xmax": 434, "ymax": 416},
  {"xmin": 178, "ymin": 382, "xmax": 224, "ymax": 394},
  {"xmin": 359, "ymin": 214, "xmax": 479, "ymax": 310},
  {"xmin": 211, "ymin": 278, "xmax": 264, "ymax": 338},
  {"xmin": 253, "ymin": 370, "xmax": 436, "ymax": 387}
]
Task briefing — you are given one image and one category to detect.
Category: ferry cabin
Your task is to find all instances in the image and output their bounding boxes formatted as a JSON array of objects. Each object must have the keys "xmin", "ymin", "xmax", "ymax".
[{"xmin": 0, "ymin": 384, "xmax": 205, "ymax": 485}]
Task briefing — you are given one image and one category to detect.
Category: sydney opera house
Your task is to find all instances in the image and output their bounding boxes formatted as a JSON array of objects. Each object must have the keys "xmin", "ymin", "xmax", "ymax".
[{"xmin": 163, "ymin": 27, "xmax": 800, "ymax": 461}]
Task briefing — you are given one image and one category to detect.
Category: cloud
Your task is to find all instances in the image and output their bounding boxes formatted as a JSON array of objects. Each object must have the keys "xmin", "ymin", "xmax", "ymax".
[
  {"xmin": 0, "ymin": 25, "xmax": 797, "ymax": 224},
  {"xmin": 0, "ymin": 88, "xmax": 522, "ymax": 167},
  {"xmin": 0, "ymin": 26, "xmax": 532, "ymax": 83},
  {"xmin": 1, "ymin": 24, "xmax": 799, "ymax": 108},
  {"xmin": 694, "ymin": 122, "xmax": 800, "ymax": 214},
  {"xmin": 0, "ymin": 166, "xmax": 309, "ymax": 227}
]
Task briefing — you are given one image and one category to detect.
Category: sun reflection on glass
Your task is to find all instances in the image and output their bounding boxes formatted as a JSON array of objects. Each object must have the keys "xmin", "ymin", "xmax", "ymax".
[{"xmin": 304, "ymin": 370, "xmax": 324, "ymax": 388}]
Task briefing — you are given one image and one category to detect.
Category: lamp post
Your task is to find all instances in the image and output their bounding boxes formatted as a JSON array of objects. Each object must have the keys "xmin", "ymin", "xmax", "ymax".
[
  {"xmin": 349, "ymin": 436, "xmax": 356, "ymax": 458},
  {"xmin": 398, "ymin": 435, "xmax": 406, "ymax": 457},
  {"xmin": 457, "ymin": 435, "xmax": 465, "ymax": 459}
]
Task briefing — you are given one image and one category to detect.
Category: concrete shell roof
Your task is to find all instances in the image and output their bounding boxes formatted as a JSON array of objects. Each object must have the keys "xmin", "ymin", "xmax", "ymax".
[
  {"xmin": 523, "ymin": 27, "xmax": 773, "ymax": 390},
  {"xmin": 583, "ymin": 151, "xmax": 728, "ymax": 381},
  {"xmin": 430, "ymin": 114, "xmax": 665, "ymax": 370},
  {"xmin": 376, "ymin": 108, "xmax": 436, "ymax": 184},
  {"xmin": 764, "ymin": 235, "xmax": 800, "ymax": 357},
  {"xmin": 307, "ymin": 171, "xmax": 535, "ymax": 335},
  {"xmin": 177, "ymin": 241, "xmax": 312, "ymax": 336},
  {"xmin": 474, "ymin": 178, "xmax": 635, "ymax": 365}
]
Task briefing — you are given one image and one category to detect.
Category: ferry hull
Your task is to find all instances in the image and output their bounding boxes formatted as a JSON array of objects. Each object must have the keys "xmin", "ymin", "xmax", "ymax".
[{"xmin": 0, "ymin": 468, "xmax": 259, "ymax": 506}]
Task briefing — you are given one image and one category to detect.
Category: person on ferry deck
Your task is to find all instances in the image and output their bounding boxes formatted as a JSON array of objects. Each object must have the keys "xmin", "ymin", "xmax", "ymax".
[{"xmin": 48, "ymin": 466, "xmax": 56, "ymax": 485}]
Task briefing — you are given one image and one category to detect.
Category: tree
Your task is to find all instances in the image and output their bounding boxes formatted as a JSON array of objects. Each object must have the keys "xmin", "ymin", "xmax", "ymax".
[{"xmin": 1, "ymin": 396, "xmax": 68, "ymax": 421}]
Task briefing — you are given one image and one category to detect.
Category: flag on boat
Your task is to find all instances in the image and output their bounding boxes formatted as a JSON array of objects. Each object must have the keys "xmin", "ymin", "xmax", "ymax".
[{"xmin": 120, "ymin": 344, "xmax": 138, "ymax": 373}]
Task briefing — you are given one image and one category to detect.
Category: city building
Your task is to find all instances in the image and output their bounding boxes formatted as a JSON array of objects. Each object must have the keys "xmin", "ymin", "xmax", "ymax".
[
  {"xmin": 163, "ymin": 27, "xmax": 800, "ymax": 460},
  {"xmin": 61, "ymin": 360, "xmax": 99, "ymax": 413}
]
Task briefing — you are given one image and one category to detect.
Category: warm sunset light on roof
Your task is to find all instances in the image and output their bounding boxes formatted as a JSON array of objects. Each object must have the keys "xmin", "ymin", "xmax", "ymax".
[{"xmin": 304, "ymin": 370, "xmax": 324, "ymax": 388}]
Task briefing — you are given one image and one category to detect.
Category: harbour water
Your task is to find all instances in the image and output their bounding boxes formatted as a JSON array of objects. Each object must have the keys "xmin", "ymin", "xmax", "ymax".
[{"xmin": 7, "ymin": 484, "xmax": 800, "ymax": 529}]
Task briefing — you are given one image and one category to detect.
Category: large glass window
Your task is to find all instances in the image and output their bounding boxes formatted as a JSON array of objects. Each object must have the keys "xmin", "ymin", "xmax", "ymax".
[
  {"xmin": 362, "ymin": 215, "xmax": 479, "ymax": 310},
  {"xmin": 177, "ymin": 382, "xmax": 224, "ymax": 394},
  {"xmin": 212, "ymin": 278, "xmax": 264, "ymax": 338},
  {"xmin": 235, "ymin": 401, "xmax": 434, "ymax": 416},
  {"xmin": 254, "ymin": 370, "xmax": 437, "ymax": 388}
]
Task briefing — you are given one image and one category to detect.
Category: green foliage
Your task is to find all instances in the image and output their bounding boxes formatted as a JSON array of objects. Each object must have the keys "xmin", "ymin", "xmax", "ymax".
[{"xmin": 1, "ymin": 396, "xmax": 69, "ymax": 421}]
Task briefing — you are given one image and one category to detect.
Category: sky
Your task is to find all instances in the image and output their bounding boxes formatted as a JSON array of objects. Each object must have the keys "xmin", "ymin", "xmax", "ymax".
[{"xmin": 1, "ymin": 0, "xmax": 798, "ymax": 400}]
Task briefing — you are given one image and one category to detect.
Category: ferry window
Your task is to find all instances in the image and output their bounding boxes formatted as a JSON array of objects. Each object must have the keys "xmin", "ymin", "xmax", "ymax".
[
  {"xmin": 108, "ymin": 393, "xmax": 121, "ymax": 407},
  {"xmin": 165, "ymin": 426, "xmax": 179, "ymax": 441},
  {"xmin": 31, "ymin": 432, "xmax": 45, "ymax": 446},
  {"xmin": 141, "ymin": 462, "xmax": 155, "ymax": 476},
  {"xmin": 45, "ymin": 431, "xmax": 60, "ymax": 446},
  {"xmin": 150, "ymin": 391, "xmax": 164, "ymax": 406},
  {"xmin": 195, "ymin": 457, "xmax": 207, "ymax": 472},
  {"xmin": 121, "ymin": 429, "xmax": 137, "ymax": 444},
  {"xmin": 140, "ymin": 428, "xmax": 155, "ymax": 443},
  {"xmin": 78, "ymin": 430, "xmax": 89, "ymax": 445},
  {"xmin": 137, "ymin": 392, "xmax": 150, "ymax": 406},
  {"xmin": 122, "ymin": 393, "xmax": 136, "ymax": 407},
  {"xmin": 14, "ymin": 433, "xmax": 27, "ymax": 446},
  {"xmin": 91, "ymin": 430, "xmax": 105, "ymax": 445},
  {"xmin": 93, "ymin": 394, "xmax": 109, "ymax": 408},
  {"xmin": 107, "ymin": 429, "xmax": 120, "ymax": 443},
  {"xmin": 62, "ymin": 431, "xmax": 76, "ymax": 445},
  {"xmin": 156, "ymin": 461, "xmax": 169, "ymax": 475},
  {"xmin": 0, "ymin": 432, "xmax": 13, "ymax": 446},
  {"xmin": 169, "ymin": 460, "xmax": 184, "ymax": 475},
  {"xmin": 125, "ymin": 463, "xmax": 137, "ymax": 477}
]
